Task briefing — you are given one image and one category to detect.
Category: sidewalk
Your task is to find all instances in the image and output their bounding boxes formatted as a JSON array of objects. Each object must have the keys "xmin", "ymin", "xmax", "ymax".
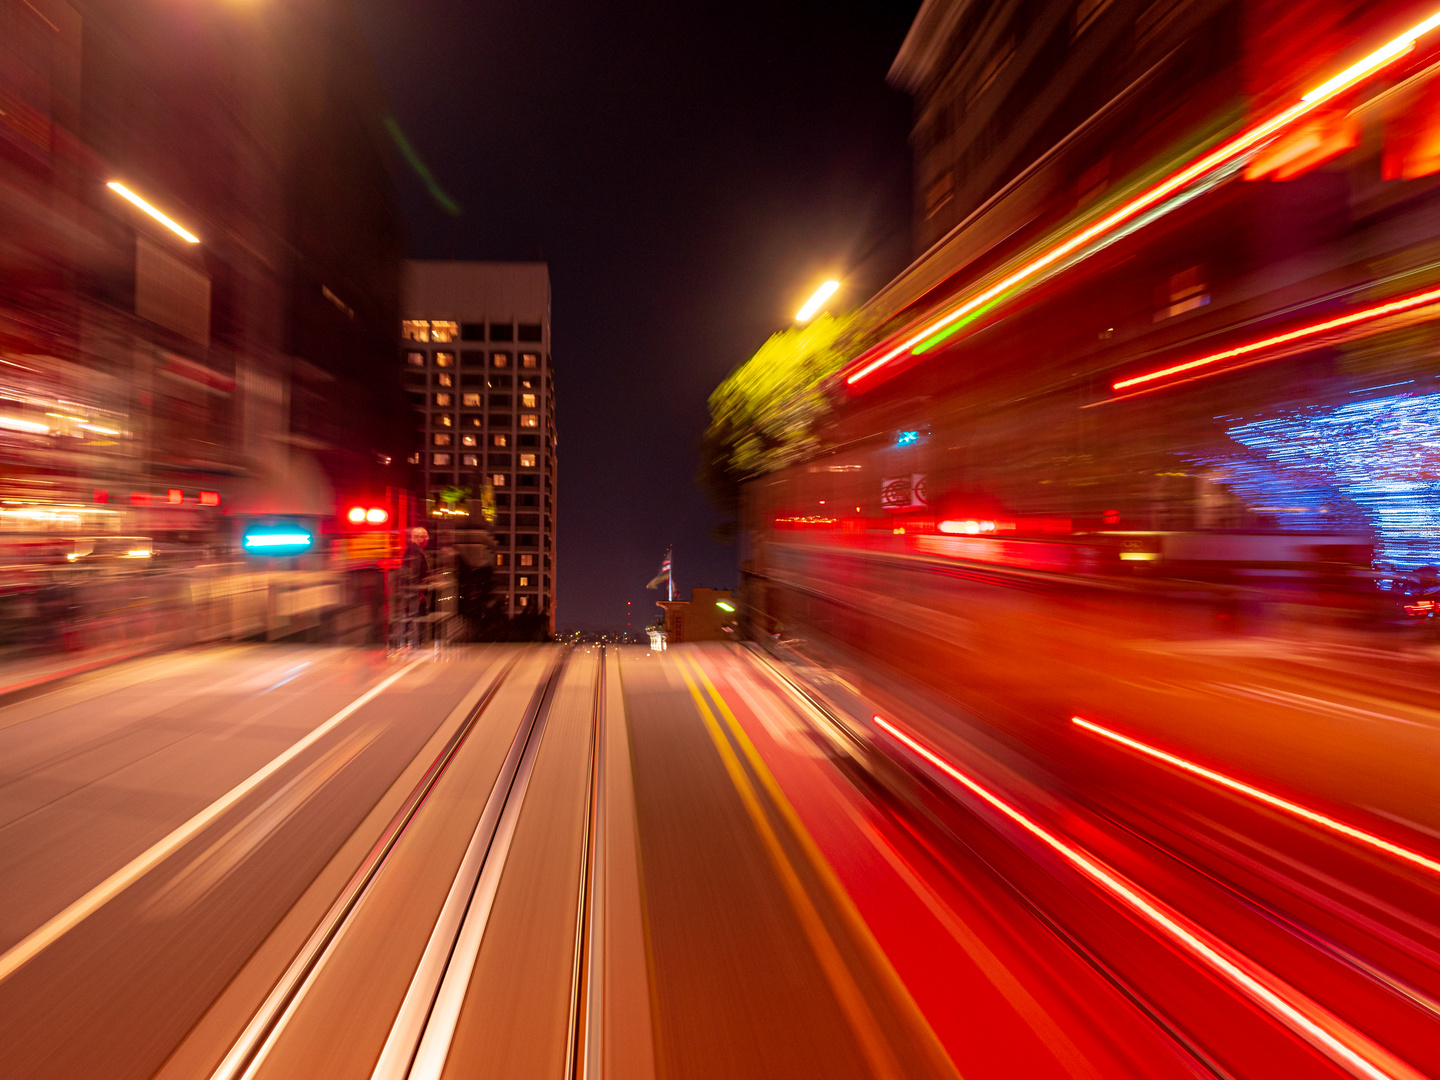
[{"xmin": 0, "ymin": 640, "xmax": 173, "ymax": 701}]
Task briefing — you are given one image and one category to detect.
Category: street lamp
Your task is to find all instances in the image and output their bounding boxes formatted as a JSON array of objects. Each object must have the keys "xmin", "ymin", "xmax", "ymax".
[
  {"xmin": 106, "ymin": 181, "xmax": 200, "ymax": 243},
  {"xmin": 795, "ymin": 279, "xmax": 840, "ymax": 322}
]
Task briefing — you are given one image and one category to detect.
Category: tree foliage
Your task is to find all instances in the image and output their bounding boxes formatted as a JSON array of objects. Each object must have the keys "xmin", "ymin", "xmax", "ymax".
[{"xmin": 700, "ymin": 311, "xmax": 869, "ymax": 518}]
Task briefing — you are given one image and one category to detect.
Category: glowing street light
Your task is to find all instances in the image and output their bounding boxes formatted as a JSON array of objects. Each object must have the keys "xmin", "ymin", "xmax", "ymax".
[
  {"xmin": 795, "ymin": 279, "xmax": 840, "ymax": 322},
  {"xmin": 106, "ymin": 181, "xmax": 200, "ymax": 243}
]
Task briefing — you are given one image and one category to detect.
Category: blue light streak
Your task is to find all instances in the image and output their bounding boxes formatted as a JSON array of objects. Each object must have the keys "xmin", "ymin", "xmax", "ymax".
[
  {"xmin": 1198, "ymin": 391, "xmax": 1440, "ymax": 568},
  {"xmin": 243, "ymin": 532, "xmax": 313, "ymax": 550}
]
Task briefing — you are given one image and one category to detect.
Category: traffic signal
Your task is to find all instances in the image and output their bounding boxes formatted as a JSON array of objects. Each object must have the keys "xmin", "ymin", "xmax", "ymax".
[{"xmin": 345, "ymin": 505, "xmax": 389, "ymax": 526}]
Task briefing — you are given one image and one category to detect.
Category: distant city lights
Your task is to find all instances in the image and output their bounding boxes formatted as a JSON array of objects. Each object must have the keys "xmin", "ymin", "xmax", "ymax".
[
  {"xmin": 106, "ymin": 181, "xmax": 200, "ymax": 243},
  {"xmin": 795, "ymin": 280, "xmax": 840, "ymax": 322}
]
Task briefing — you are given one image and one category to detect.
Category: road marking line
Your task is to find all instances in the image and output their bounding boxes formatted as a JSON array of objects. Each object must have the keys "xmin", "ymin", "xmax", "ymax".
[
  {"xmin": 691, "ymin": 652, "xmax": 963, "ymax": 1080},
  {"xmin": 0, "ymin": 658, "xmax": 424, "ymax": 985},
  {"xmin": 671, "ymin": 651, "xmax": 910, "ymax": 1080},
  {"xmin": 142, "ymin": 725, "xmax": 386, "ymax": 918},
  {"xmin": 1073, "ymin": 716, "xmax": 1440, "ymax": 879}
]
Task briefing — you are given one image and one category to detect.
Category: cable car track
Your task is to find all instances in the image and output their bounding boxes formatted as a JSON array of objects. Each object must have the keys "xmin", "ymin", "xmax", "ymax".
[{"xmin": 208, "ymin": 645, "xmax": 608, "ymax": 1080}]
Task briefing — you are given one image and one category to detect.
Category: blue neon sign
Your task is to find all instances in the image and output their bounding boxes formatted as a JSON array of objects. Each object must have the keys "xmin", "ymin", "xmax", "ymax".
[{"xmin": 242, "ymin": 524, "xmax": 314, "ymax": 556}]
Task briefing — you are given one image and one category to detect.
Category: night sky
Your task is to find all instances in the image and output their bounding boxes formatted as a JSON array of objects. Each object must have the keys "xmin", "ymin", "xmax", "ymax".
[{"xmin": 352, "ymin": 0, "xmax": 919, "ymax": 630}]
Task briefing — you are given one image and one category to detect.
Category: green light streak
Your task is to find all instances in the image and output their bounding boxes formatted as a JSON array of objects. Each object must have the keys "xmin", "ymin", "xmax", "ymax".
[
  {"xmin": 384, "ymin": 117, "xmax": 463, "ymax": 218},
  {"xmin": 911, "ymin": 293, "xmax": 1012, "ymax": 354}
]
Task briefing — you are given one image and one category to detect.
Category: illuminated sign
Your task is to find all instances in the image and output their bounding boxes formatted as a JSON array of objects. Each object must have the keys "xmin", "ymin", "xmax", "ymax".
[
  {"xmin": 881, "ymin": 473, "xmax": 929, "ymax": 512},
  {"xmin": 242, "ymin": 524, "xmax": 314, "ymax": 556}
]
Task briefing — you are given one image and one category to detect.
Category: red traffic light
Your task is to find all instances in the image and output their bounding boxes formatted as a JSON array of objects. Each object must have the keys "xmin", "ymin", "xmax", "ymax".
[{"xmin": 346, "ymin": 505, "xmax": 389, "ymax": 525}]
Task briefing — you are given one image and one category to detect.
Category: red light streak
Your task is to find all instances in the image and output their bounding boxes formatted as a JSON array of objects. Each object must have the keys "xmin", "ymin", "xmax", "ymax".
[
  {"xmin": 872, "ymin": 712, "xmax": 1423, "ymax": 1080},
  {"xmin": 1112, "ymin": 285, "xmax": 1440, "ymax": 390},
  {"xmin": 1072, "ymin": 716, "xmax": 1440, "ymax": 877},
  {"xmin": 845, "ymin": 8, "xmax": 1440, "ymax": 389}
]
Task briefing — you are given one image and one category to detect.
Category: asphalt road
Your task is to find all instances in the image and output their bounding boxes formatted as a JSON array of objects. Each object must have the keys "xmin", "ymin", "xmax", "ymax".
[{"xmin": 0, "ymin": 638, "xmax": 1436, "ymax": 1079}]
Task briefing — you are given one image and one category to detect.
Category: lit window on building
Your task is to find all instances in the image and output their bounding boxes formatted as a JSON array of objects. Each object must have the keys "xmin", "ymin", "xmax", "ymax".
[
  {"xmin": 518, "ymin": 576, "xmax": 530, "ymax": 587},
  {"xmin": 434, "ymin": 352, "xmax": 454, "ymax": 368},
  {"xmin": 520, "ymin": 453, "xmax": 537, "ymax": 468},
  {"xmin": 435, "ymin": 393, "xmax": 451, "ymax": 407},
  {"xmin": 403, "ymin": 320, "xmax": 429, "ymax": 341},
  {"xmin": 462, "ymin": 393, "xmax": 482, "ymax": 407},
  {"xmin": 492, "ymin": 473, "xmax": 506, "ymax": 486},
  {"xmin": 496, "ymin": 553, "xmax": 508, "ymax": 567},
  {"xmin": 520, "ymin": 553, "xmax": 535, "ymax": 567},
  {"xmin": 437, "ymin": 372, "xmax": 453, "ymax": 388},
  {"xmin": 492, "ymin": 353, "xmax": 510, "ymax": 369},
  {"xmin": 405, "ymin": 351, "xmax": 425, "ymax": 366},
  {"xmin": 462, "ymin": 454, "xmax": 478, "ymax": 467},
  {"xmin": 517, "ymin": 595, "xmax": 530, "ymax": 607},
  {"xmin": 492, "ymin": 434, "xmax": 508, "ymax": 447},
  {"xmin": 434, "ymin": 432, "xmax": 452, "ymax": 446},
  {"xmin": 407, "ymin": 452, "xmax": 420, "ymax": 464},
  {"xmin": 462, "ymin": 434, "xmax": 477, "ymax": 447},
  {"xmin": 521, "ymin": 393, "xmax": 537, "ymax": 408},
  {"xmin": 521, "ymin": 353, "xmax": 539, "ymax": 369},
  {"xmin": 437, "ymin": 414, "xmax": 453, "ymax": 427},
  {"xmin": 430, "ymin": 321, "xmax": 458, "ymax": 343},
  {"xmin": 520, "ymin": 414, "xmax": 539, "ymax": 428},
  {"xmin": 433, "ymin": 452, "xmax": 451, "ymax": 465}
]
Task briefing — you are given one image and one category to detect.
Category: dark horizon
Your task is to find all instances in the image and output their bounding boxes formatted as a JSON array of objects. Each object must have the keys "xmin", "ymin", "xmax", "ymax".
[{"xmin": 352, "ymin": 0, "xmax": 918, "ymax": 629}]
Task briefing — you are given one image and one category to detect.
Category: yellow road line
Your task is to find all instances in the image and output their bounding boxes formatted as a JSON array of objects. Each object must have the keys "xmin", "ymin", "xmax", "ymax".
[
  {"xmin": 671, "ymin": 651, "xmax": 907, "ymax": 1080},
  {"xmin": 683, "ymin": 650, "xmax": 963, "ymax": 1080}
]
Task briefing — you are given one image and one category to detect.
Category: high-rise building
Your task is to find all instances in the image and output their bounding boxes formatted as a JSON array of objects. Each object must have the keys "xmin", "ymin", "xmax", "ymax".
[{"xmin": 400, "ymin": 261, "xmax": 557, "ymax": 625}]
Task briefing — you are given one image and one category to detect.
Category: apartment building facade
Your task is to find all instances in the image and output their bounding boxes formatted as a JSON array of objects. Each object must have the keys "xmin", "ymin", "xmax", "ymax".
[{"xmin": 400, "ymin": 261, "xmax": 556, "ymax": 623}]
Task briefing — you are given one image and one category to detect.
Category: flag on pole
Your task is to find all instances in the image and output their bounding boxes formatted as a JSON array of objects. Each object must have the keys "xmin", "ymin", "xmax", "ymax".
[{"xmin": 646, "ymin": 549, "xmax": 672, "ymax": 592}]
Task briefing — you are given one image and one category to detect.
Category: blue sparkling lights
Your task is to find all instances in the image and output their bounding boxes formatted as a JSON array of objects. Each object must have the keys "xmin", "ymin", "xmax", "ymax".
[{"xmin": 1197, "ymin": 392, "xmax": 1440, "ymax": 568}]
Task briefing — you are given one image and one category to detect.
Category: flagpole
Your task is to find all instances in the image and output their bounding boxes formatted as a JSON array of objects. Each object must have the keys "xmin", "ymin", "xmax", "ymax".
[{"xmin": 668, "ymin": 547, "xmax": 674, "ymax": 602}]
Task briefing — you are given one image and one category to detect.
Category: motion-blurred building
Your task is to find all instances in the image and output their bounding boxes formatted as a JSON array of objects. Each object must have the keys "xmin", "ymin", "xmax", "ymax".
[
  {"xmin": 0, "ymin": 0, "xmax": 407, "ymax": 643},
  {"xmin": 656, "ymin": 587, "xmax": 736, "ymax": 644},
  {"xmin": 400, "ymin": 261, "xmax": 558, "ymax": 626},
  {"xmin": 744, "ymin": 0, "xmax": 1440, "ymax": 654}
]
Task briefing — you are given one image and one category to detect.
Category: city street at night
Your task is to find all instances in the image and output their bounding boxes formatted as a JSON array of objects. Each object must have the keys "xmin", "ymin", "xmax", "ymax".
[{"xmin": 9, "ymin": 0, "xmax": 1440, "ymax": 1075}]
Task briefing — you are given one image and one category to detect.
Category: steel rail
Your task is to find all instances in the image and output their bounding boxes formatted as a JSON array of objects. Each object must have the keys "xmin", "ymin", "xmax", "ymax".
[
  {"xmin": 566, "ymin": 647, "xmax": 606, "ymax": 1080},
  {"xmin": 207, "ymin": 650, "xmax": 524, "ymax": 1080},
  {"xmin": 375, "ymin": 646, "xmax": 571, "ymax": 1080}
]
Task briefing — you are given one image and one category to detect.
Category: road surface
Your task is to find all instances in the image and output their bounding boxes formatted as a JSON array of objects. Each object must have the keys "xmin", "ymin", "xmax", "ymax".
[{"xmin": 0, "ymin": 639, "xmax": 1435, "ymax": 1079}]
